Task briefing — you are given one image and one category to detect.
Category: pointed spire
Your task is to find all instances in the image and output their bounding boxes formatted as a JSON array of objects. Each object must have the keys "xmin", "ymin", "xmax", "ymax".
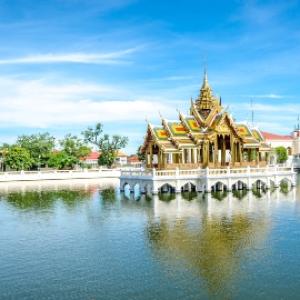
[
  {"xmin": 196, "ymin": 68, "xmax": 214, "ymax": 111},
  {"xmin": 202, "ymin": 68, "xmax": 209, "ymax": 89}
]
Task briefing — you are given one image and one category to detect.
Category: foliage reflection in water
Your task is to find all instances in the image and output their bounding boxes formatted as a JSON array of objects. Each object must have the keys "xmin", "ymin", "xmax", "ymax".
[{"xmin": 0, "ymin": 178, "xmax": 299, "ymax": 299}]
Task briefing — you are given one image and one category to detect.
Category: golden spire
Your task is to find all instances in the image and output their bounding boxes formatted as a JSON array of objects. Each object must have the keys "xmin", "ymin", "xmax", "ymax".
[
  {"xmin": 202, "ymin": 68, "xmax": 209, "ymax": 89},
  {"xmin": 196, "ymin": 69, "xmax": 214, "ymax": 111}
]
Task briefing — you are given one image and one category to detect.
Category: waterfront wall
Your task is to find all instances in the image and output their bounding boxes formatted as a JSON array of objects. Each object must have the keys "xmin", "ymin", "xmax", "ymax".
[
  {"xmin": 120, "ymin": 166, "xmax": 297, "ymax": 194},
  {"xmin": 0, "ymin": 169, "xmax": 121, "ymax": 182}
]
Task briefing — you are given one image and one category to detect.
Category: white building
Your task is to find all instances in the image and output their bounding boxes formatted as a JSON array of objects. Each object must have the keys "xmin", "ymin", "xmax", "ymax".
[
  {"xmin": 261, "ymin": 131, "xmax": 293, "ymax": 155},
  {"xmin": 114, "ymin": 151, "xmax": 128, "ymax": 166}
]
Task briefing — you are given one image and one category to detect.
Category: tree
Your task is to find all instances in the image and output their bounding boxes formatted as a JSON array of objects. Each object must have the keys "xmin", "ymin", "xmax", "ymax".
[
  {"xmin": 48, "ymin": 151, "xmax": 77, "ymax": 170},
  {"xmin": 4, "ymin": 146, "xmax": 33, "ymax": 171},
  {"xmin": 17, "ymin": 133, "xmax": 55, "ymax": 169},
  {"xmin": 137, "ymin": 146, "xmax": 145, "ymax": 162},
  {"xmin": 48, "ymin": 135, "xmax": 91, "ymax": 170},
  {"xmin": 275, "ymin": 146, "xmax": 288, "ymax": 164},
  {"xmin": 0, "ymin": 143, "xmax": 10, "ymax": 171},
  {"xmin": 82, "ymin": 123, "xmax": 128, "ymax": 168},
  {"xmin": 60, "ymin": 134, "xmax": 91, "ymax": 161}
]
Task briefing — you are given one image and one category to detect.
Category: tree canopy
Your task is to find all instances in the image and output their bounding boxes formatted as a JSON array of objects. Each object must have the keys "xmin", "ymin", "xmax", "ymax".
[
  {"xmin": 275, "ymin": 146, "xmax": 288, "ymax": 164},
  {"xmin": 4, "ymin": 146, "xmax": 33, "ymax": 171},
  {"xmin": 0, "ymin": 123, "xmax": 127, "ymax": 171},
  {"xmin": 48, "ymin": 135, "xmax": 91, "ymax": 169},
  {"xmin": 83, "ymin": 123, "xmax": 128, "ymax": 167},
  {"xmin": 17, "ymin": 133, "xmax": 55, "ymax": 169}
]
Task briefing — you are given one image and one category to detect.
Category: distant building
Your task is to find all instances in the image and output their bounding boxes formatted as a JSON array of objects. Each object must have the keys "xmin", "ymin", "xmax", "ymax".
[
  {"xmin": 82, "ymin": 151, "xmax": 100, "ymax": 168},
  {"xmin": 261, "ymin": 132, "xmax": 293, "ymax": 155},
  {"xmin": 114, "ymin": 150, "xmax": 128, "ymax": 166},
  {"xmin": 127, "ymin": 155, "xmax": 142, "ymax": 167},
  {"xmin": 292, "ymin": 127, "xmax": 300, "ymax": 169},
  {"xmin": 293, "ymin": 129, "xmax": 300, "ymax": 156},
  {"xmin": 81, "ymin": 150, "xmax": 129, "ymax": 167}
]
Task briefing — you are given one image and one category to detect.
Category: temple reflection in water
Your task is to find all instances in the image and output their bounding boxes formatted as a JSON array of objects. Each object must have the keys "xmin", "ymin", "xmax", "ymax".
[
  {"xmin": 0, "ymin": 179, "xmax": 297, "ymax": 298},
  {"xmin": 145, "ymin": 189, "xmax": 296, "ymax": 298}
]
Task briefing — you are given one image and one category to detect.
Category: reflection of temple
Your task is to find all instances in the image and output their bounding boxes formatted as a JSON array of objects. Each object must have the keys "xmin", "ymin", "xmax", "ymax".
[
  {"xmin": 145, "ymin": 188, "xmax": 298, "ymax": 297},
  {"xmin": 142, "ymin": 71, "xmax": 270, "ymax": 169},
  {"xmin": 148, "ymin": 193, "xmax": 271, "ymax": 297}
]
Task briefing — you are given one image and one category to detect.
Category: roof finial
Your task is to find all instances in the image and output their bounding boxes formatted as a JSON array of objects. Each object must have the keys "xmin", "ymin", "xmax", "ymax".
[{"xmin": 202, "ymin": 64, "xmax": 210, "ymax": 89}]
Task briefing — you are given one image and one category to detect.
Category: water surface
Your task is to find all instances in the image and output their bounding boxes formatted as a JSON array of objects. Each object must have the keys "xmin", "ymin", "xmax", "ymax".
[{"xmin": 1, "ymin": 177, "xmax": 300, "ymax": 299}]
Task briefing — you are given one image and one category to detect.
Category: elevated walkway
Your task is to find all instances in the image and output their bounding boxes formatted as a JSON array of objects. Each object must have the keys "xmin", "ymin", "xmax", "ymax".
[{"xmin": 120, "ymin": 166, "xmax": 297, "ymax": 194}]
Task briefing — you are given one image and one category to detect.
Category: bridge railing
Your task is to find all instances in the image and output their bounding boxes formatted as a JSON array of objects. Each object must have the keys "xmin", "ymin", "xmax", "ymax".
[{"xmin": 121, "ymin": 166, "xmax": 295, "ymax": 178}]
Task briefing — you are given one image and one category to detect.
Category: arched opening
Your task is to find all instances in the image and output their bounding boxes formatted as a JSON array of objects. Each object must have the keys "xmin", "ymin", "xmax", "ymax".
[
  {"xmin": 122, "ymin": 182, "xmax": 131, "ymax": 193},
  {"xmin": 232, "ymin": 180, "xmax": 248, "ymax": 191},
  {"xmin": 280, "ymin": 178, "xmax": 292, "ymax": 194},
  {"xmin": 181, "ymin": 182, "xmax": 197, "ymax": 201},
  {"xmin": 211, "ymin": 181, "xmax": 227, "ymax": 192},
  {"xmin": 252, "ymin": 180, "xmax": 267, "ymax": 198},
  {"xmin": 159, "ymin": 183, "xmax": 175, "ymax": 194},
  {"xmin": 211, "ymin": 181, "xmax": 228, "ymax": 201},
  {"xmin": 141, "ymin": 184, "xmax": 151, "ymax": 195},
  {"xmin": 269, "ymin": 180, "xmax": 277, "ymax": 191},
  {"xmin": 181, "ymin": 182, "xmax": 196, "ymax": 192},
  {"xmin": 252, "ymin": 180, "xmax": 267, "ymax": 190},
  {"xmin": 133, "ymin": 183, "xmax": 141, "ymax": 196}
]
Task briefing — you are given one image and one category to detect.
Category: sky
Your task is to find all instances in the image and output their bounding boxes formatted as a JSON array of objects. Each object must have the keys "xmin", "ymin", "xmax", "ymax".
[{"xmin": 0, "ymin": 0, "xmax": 300, "ymax": 153}]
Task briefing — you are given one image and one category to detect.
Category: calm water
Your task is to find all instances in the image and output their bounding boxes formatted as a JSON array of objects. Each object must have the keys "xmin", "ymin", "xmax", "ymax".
[{"xmin": 1, "ymin": 177, "xmax": 300, "ymax": 300}]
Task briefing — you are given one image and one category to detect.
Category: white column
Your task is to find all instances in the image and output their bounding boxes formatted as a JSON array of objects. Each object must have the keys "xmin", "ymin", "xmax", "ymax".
[
  {"xmin": 188, "ymin": 149, "xmax": 192, "ymax": 163},
  {"xmin": 193, "ymin": 149, "xmax": 197, "ymax": 164}
]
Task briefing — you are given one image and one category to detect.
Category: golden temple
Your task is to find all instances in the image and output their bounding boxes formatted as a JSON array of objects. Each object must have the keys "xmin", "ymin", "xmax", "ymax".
[{"xmin": 141, "ymin": 71, "xmax": 271, "ymax": 169}]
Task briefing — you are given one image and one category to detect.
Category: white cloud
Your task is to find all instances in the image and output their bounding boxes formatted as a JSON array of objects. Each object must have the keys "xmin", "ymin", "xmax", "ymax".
[
  {"xmin": 0, "ymin": 77, "xmax": 172, "ymax": 128},
  {"xmin": 244, "ymin": 93, "xmax": 284, "ymax": 99},
  {"xmin": 0, "ymin": 48, "xmax": 139, "ymax": 65}
]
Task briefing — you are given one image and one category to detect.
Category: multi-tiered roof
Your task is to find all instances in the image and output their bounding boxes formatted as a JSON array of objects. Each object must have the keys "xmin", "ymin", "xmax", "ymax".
[{"xmin": 142, "ymin": 72, "xmax": 269, "ymax": 153}]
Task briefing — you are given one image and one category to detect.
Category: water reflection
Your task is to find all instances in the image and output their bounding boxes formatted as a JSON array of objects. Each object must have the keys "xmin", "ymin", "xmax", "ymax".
[
  {"xmin": 0, "ymin": 179, "xmax": 119, "ymax": 211},
  {"xmin": 0, "ymin": 178, "xmax": 298, "ymax": 299},
  {"xmin": 147, "ymin": 187, "xmax": 296, "ymax": 298}
]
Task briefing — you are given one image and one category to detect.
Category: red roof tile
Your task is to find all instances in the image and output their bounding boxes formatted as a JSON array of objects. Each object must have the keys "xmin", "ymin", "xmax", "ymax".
[
  {"xmin": 84, "ymin": 151, "xmax": 100, "ymax": 160},
  {"xmin": 261, "ymin": 131, "xmax": 292, "ymax": 141},
  {"xmin": 127, "ymin": 155, "xmax": 140, "ymax": 163}
]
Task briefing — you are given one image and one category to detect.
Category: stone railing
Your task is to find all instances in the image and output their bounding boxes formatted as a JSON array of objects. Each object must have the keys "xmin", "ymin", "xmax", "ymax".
[
  {"xmin": 121, "ymin": 166, "xmax": 295, "ymax": 179},
  {"xmin": 0, "ymin": 168, "xmax": 121, "ymax": 182}
]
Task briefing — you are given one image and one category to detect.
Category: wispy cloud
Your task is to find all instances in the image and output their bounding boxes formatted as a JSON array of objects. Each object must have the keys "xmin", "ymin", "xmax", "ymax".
[
  {"xmin": 0, "ymin": 76, "xmax": 172, "ymax": 128},
  {"xmin": 0, "ymin": 48, "xmax": 139, "ymax": 65},
  {"xmin": 242, "ymin": 93, "xmax": 285, "ymax": 99}
]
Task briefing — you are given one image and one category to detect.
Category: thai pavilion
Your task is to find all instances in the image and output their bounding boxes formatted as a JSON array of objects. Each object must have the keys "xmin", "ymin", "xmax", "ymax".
[{"xmin": 141, "ymin": 72, "xmax": 271, "ymax": 169}]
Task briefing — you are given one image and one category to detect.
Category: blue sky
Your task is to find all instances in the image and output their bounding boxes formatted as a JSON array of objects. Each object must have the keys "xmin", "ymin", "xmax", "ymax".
[{"xmin": 0, "ymin": 0, "xmax": 300, "ymax": 153}]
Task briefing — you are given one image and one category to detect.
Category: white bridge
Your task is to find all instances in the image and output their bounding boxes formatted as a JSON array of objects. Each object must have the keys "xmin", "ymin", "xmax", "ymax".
[{"xmin": 120, "ymin": 166, "xmax": 297, "ymax": 194}]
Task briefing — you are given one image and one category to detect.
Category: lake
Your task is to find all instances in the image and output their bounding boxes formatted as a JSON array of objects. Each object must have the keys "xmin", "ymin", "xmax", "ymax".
[{"xmin": 1, "ymin": 177, "xmax": 300, "ymax": 299}]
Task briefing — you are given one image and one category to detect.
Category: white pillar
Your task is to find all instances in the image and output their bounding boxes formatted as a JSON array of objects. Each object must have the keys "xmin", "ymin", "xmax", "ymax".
[
  {"xmin": 193, "ymin": 149, "xmax": 197, "ymax": 164},
  {"xmin": 188, "ymin": 149, "xmax": 191, "ymax": 163}
]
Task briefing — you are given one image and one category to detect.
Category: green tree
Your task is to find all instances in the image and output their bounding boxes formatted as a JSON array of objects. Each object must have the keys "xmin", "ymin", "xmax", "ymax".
[
  {"xmin": 4, "ymin": 146, "xmax": 33, "ymax": 171},
  {"xmin": 137, "ymin": 146, "xmax": 145, "ymax": 161},
  {"xmin": 17, "ymin": 133, "xmax": 55, "ymax": 169},
  {"xmin": 0, "ymin": 143, "xmax": 10, "ymax": 171},
  {"xmin": 82, "ymin": 123, "xmax": 128, "ymax": 168},
  {"xmin": 60, "ymin": 134, "xmax": 91, "ymax": 160},
  {"xmin": 48, "ymin": 151, "xmax": 77, "ymax": 170},
  {"xmin": 275, "ymin": 146, "xmax": 288, "ymax": 164},
  {"xmin": 48, "ymin": 135, "xmax": 91, "ymax": 170}
]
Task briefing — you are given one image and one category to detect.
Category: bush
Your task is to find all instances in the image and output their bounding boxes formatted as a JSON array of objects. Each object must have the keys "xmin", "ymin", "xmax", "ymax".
[{"xmin": 275, "ymin": 146, "xmax": 288, "ymax": 164}]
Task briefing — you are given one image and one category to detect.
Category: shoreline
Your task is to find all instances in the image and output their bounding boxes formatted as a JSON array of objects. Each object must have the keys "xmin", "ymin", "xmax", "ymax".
[{"xmin": 0, "ymin": 169, "xmax": 121, "ymax": 183}]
